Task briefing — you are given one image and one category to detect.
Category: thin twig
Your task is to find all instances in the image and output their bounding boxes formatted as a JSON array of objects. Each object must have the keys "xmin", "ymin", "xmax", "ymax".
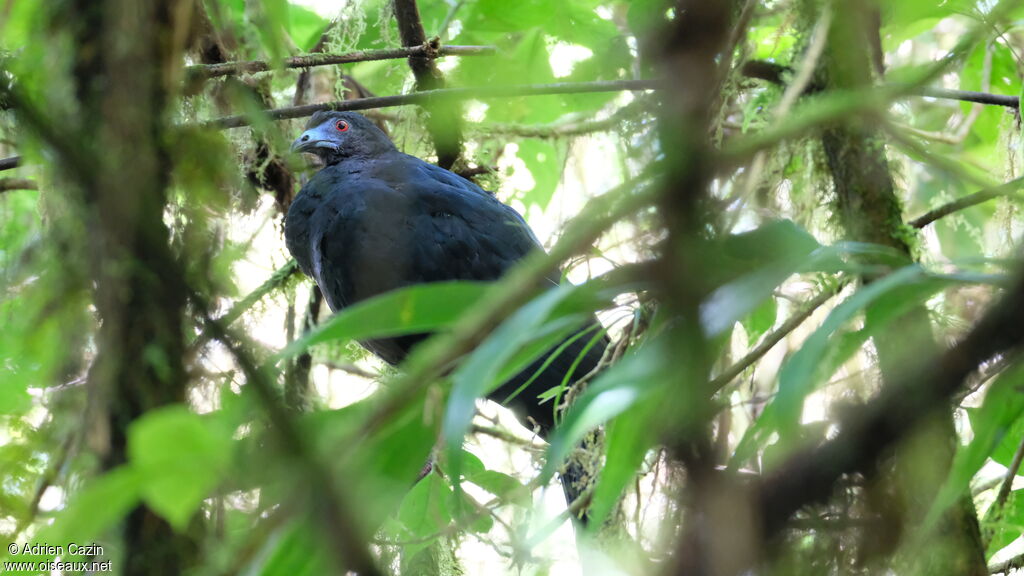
[
  {"xmin": 185, "ymin": 43, "xmax": 494, "ymax": 80},
  {"xmin": 993, "ymin": 435, "xmax": 1024, "ymax": 512},
  {"xmin": 710, "ymin": 281, "xmax": 845, "ymax": 393},
  {"xmin": 909, "ymin": 177, "xmax": 1024, "ymax": 228},
  {"xmin": 742, "ymin": 59, "xmax": 1022, "ymax": 109},
  {"xmin": 474, "ymin": 100, "xmax": 649, "ymax": 139}
]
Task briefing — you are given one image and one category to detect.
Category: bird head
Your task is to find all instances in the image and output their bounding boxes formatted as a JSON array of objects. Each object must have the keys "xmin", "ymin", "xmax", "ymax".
[{"xmin": 291, "ymin": 111, "xmax": 396, "ymax": 164}]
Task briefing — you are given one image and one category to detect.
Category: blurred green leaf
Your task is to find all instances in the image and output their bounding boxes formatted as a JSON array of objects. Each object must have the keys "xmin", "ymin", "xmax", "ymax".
[
  {"xmin": 280, "ymin": 282, "xmax": 490, "ymax": 359},
  {"xmin": 286, "ymin": 4, "xmax": 329, "ymax": 52},
  {"xmin": 926, "ymin": 363, "xmax": 1024, "ymax": 535},
  {"xmin": 32, "ymin": 467, "xmax": 140, "ymax": 557},
  {"xmin": 743, "ymin": 296, "xmax": 778, "ymax": 346},
  {"xmin": 545, "ymin": 339, "xmax": 667, "ymax": 484},
  {"xmin": 587, "ymin": 392, "xmax": 659, "ymax": 529},
  {"xmin": 129, "ymin": 405, "xmax": 232, "ymax": 531},
  {"xmin": 397, "ymin": 474, "xmax": 454, "ymax": 556},
  {"xmin": 256, "ymin": 521, "xmax": 331, "ymax": 576}
]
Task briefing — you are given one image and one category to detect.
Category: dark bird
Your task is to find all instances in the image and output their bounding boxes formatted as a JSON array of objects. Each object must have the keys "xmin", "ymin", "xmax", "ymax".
[{"xmin": 286, "ymin": 111, "xmax": 605, "ymax": 511}]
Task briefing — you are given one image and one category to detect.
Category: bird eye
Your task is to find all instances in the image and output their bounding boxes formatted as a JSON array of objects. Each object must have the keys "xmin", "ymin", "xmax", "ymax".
[{"xmin": 335, "ymin": 120, "xmax": 349, "ymax": 132}]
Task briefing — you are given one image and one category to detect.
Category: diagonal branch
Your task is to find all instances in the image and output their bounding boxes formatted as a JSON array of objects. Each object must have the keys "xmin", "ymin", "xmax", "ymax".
[
  {"xmin": 758, "ymin": 271, "xmax": 1024, "ymax": 541},
  {"xmin": 710, "ymin": 281, "xmax": 845, "ymax": 394},
  {"xmin": 909, "ymin": 177, "xmax": 1024, "ymax": 228}
]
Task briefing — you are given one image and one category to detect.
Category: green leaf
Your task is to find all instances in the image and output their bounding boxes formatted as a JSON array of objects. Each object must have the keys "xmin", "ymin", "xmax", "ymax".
[
  {"xmin": 256, "ymin": 521, "xmax": 331, "ymax": 576},
  {"xmin": 925, "ymin": 363, "xmax": 1024, "ymax": 535},
  {"xmin": 280, "ymin": 282, "xmax": 491, "ymax": 359},
  {"xmin": 517, "ymin": 140, "xmax": 564, "ymax": 210},
  {"xmin": 743, "ymin": 296, "xmax": 778, "ymax": 346},
  {"xmin": 587, "ymin": 394, "xmax": 659, "ymax": 529},
  {"xmin": 306, "ymin": 396, "xmax": 436, "ymax": 527},
  {"xmin": 700, "ymin": 220, "xmax": 822, "ymax": 336},
  {"xmin": 397, "ymin": 474, "xmax": 454, "ymax": 556},
  {"xmin": 444, "ymin": 287, "xmax": 580, "ymax": 478},
  {"xmin": 987, "ymin": 489, "xmax": 1024, "ymax": 558},
  {"xmin": 286, "ymin": 4, "xmax": 329, "ymax": 52},
  {"xmin": 128, "ymin": 405, "xmax": 232, "ymax": 531},
  {"xmin": 33, "ymin": 467, "xmax": 141, "ymax": 553},
  {"xmin": 544, "ymin": 339, "xmax": 667, "ymax": 483}
]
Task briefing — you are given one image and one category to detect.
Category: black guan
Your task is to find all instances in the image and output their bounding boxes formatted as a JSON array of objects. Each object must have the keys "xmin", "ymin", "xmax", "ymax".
[{"xmin": 286, "ymin": 111, "xmax": 605, "ymax": 512}]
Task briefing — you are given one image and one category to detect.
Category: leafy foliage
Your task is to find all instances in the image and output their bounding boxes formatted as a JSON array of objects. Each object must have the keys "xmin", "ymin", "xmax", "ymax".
[{"xmin": 3, "ymin": 0, "xmax": 1024, "ymax": 575}]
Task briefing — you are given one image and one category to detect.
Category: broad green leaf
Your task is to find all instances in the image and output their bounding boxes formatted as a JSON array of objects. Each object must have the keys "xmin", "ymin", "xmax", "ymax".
[
  {"xmin": 307, "ymin": 394, "xmax": 436, "ymax": 527},
  {"xmin": 587, "ymin": 393, "xmax": 659, "ymax": 530},
  {"xmin": 256, "ymin": 521, "xmax": 331, "ymax": 576},
  {"xmin": 286, "ymin": 4, "xmax": 329, "ymax": 52},
  {"xmin": 987, "ymin": 490, "xmax": 1024, "ymax": 558},
  {"xmin": 743, "ymin": 296, "xmax": 778, "ymax": 346},
  {"xmin": 129, "ymin": 405, "xmax": 232, "ymax": 531},
  {"xmin": 280, "ymin": 282, "xmax": 490, "ymax": 359},
  {"xmin": 518, "ymin": 140, "xmax": 564, "ymax": 210},
  {"xmin": 700, "ymin": 220, "xmax": 822, "ymax": 336},
  {"xmin": 30, "ymin": 467, "xmax": 140, "ymax": 559},
  {"xmin": 397, "ymin": 474, "xmax": 454, "ymax": 556}
]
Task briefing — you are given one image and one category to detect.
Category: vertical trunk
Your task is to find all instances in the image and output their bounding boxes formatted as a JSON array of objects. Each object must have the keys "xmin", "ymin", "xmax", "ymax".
[
  {"xmin": 815, "ymin": 1, "xmax": 987, "ymax": 574},
  {"xmin": 71, "ymin": 0, "xmax": 197, "ymax": 572},
  {"xmin": 392, "ymin": 0, "xmax": 463, "ymax": 169}
]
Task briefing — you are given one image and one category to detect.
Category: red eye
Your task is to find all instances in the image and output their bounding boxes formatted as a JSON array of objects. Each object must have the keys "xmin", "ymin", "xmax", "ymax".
[{"xmin": 335, "ymin": 120, "xmax": 349, "ymax": 132}]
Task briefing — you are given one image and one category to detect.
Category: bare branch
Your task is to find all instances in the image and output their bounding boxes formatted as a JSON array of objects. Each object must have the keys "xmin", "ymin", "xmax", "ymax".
[
  {"xmin": 0, "ymin": 156, "xmax": 21, "ymax": 172},
  {"xmin": 710, "ymin": 281, "xmax": 845, "ymax": 393},
  {"xmin": 742, "ymin": 59, "xmax": 1021, "ymax": 109},
  {"xmin": 207, "ymin": 78, "xmax": 663, "ymax": 129},
  {"xmin": 185, "ymin": 43, "xmax": 495, "ymax": 81}
]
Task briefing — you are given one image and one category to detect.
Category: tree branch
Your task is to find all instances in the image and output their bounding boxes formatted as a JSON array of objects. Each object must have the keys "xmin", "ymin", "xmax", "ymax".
[
  {"xmin": 207, "ymin": 78, "xmax": 663, "ymax": 129},
  {"xmin": 185, "ymin": 43, "xmax": 494, "ymax": 81},
  {"xmin": 392, "ymin": 1, "xmax": 464, "ymax": 168},
  {"xmin": 742, "ymin": 59, "xmax": 1021, "ymax": 108},
  {"xmin": 710, "ymin": 281, "xmax": 845, "ymax": 393},
  {"xmin": 0, "ymin": 156, "xmax": 21, "ymax": 172},
  {"xmin": 909, "ymin": 177, "xmax": 1024, "ymax": 228},
  {"xmin": 759, "ymin": 272, "xmax": 1024, "ymax": 541},
  {"xmin": 0, "ymin": 178, "xmax": 37, "ymax": 192}
]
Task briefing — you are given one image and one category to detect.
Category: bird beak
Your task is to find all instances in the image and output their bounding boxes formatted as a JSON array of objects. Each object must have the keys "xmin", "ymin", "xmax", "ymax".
[
  {"xmin": 291, "ymin": 130, "xmax": 319, "ymax": 154},
  {"xmin": 291, "ymin": 125, "xmax": 339, "ymax": 154}
]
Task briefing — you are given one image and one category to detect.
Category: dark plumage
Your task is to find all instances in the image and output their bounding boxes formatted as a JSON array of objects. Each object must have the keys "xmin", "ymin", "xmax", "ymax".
[{"xmin": 285, "ymin": 111, "xmax": 606, "ymax": 435}]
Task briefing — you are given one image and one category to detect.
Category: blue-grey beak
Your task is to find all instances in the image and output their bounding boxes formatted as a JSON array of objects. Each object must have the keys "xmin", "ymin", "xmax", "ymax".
[{"xmin": 291, "ymin": 125, "xmax": 338, "ymax": 154}]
